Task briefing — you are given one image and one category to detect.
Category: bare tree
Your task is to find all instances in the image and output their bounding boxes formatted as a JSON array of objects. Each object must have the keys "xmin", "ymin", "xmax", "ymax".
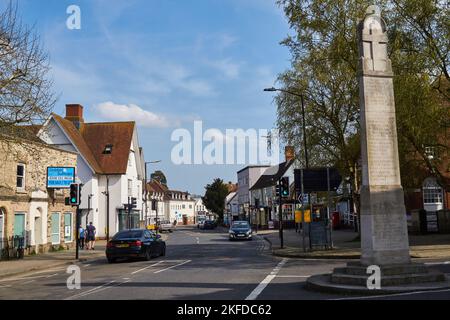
[{"xmin": 0, "ymin": 1, "xmax": 55, "ymax": 140}]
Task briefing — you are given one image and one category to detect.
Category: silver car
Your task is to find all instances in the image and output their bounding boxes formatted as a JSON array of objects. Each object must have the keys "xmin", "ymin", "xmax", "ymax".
[{"xmin": 158, "ymin": 220, "xmax": 175, "ymax": 233}]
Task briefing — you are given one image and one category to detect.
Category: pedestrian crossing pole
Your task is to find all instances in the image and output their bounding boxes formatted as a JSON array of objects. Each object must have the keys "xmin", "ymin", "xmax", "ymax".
[{"xmin": 75, "ymin": 206, "xmax": 80, "ymax": 260}]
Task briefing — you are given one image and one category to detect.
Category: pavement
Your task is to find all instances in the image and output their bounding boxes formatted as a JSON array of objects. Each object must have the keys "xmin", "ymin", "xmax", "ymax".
[
  {"xmin": 0, "ymin": 225, "xmax": 449, "ymax": 300},
  {"xmin": 262, "ymin": 228, "xmax": 450, "ymax": 261}
]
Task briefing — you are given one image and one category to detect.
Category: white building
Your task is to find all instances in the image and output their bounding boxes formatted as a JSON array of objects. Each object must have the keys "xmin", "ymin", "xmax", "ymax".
[
  {"xmin": 146, "ymin": 180, "xmax": 167, "ymax": 224},
  {"xmin": 146, "ymin": 181, "xmax": 196, "ymax": 225},
  {"xmin": 165, "ymin": 190, "xmax": 196, "ymax": 225},
  {"xmin": 193, "ymin": 197, "xmax": 214, "ymax": 222},
  {"xmin": 249, "ymin": 159, "xmax": 295, "ymax": 227},
  {"xmin": 224, "ymin": 192, "xmax": 239, "ymax": 225},
  {"xmin": 38, "ymin": 104, "xmax": 145, "ymax": 238},
  {"xmin": 237, "ymin": 165, "xmax": 270, "ymax": 219}
]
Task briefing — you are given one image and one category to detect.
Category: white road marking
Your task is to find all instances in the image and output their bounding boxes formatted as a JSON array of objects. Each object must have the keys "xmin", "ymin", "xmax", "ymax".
[
  {"xmin": 84, "ymin": 264, "xmax": 91, "ymax": 268},
  {"xmin": 196, "ymin": 237, "xmax": 200, "ymax": 244},
  {"xmin": 332, "ymin": 288, "xmax": 450, "ymax": 300},
  {"xmin": 245, "ymin": 258, "xmax": 288, "ymax": 300},
  {"xmin": 65, "ymin": 281, "xmax": 116, "ymax": 300},
  {"xmin": 276, "ymin": 275, "xmax": 310, "ymax": 278},
  {"xmin": 154, "ymin": 260, "xmax": 191, "ymax": 274},
  {"xmin": 131, "ymin": 261, "xmax": 165, "ymax": 275},
  {"xmin": 0, "ymin": 273, "xmax": 58, "ymax": 282},
  {"xmin": 22, "ymin": 280, "xmax": 36, "ymax": 285},
  {"xmin": 74, "ymin": 279, "xmax": 132, "ymax": 299},
  {"xmin": 424, "ymin": 261, "xmax": 450, "ymax": 265}
]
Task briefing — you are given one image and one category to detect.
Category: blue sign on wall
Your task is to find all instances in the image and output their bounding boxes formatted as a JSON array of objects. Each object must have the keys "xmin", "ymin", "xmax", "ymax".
[{"xmin": 47, "ymin": 167, "xmax": 75, "ymax": 188}]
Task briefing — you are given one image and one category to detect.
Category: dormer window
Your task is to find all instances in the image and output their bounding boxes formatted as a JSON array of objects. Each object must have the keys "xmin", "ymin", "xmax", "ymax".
[{"xmin": 103, "ymin": 144, "xmax": 113, "ymax": 154}]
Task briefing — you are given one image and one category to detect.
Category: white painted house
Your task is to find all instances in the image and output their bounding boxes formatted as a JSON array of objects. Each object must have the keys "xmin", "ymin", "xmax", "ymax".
[
  {"xmin": 38, "ymin": 104, "xmax": 145, "ymax": 238},
  {"xmin": 165, "ymin": 191, "xmax": 196, "ymax": 225},
  {"xmin": 146, "ymin": 180, "xmax": 196, "ymax": 225}
]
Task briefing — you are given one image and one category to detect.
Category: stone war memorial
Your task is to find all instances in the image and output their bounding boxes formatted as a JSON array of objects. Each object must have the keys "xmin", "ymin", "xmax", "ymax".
[{"xmin": 307, "ymin": 5, "xmax": 450, "ymax": 294}]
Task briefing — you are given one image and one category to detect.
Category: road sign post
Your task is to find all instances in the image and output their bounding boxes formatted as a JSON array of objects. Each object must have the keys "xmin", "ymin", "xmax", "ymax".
[{"xmin": 67, "ymin": 183, "xmax": 82, "ymax": 260}]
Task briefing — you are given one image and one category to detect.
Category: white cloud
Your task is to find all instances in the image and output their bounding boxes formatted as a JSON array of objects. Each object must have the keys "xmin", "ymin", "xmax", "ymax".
[
  {"xmin": 95, "ymin": 101, "xmax": 173, "ymax": 128},
  {"xmin": 209, "ymin": 58, "xmax": 241, "ymax": 79}
]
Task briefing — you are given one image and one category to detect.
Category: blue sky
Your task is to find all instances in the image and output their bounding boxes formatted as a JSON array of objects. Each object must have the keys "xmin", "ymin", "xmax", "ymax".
[{"xmin": 10, "ymin": 0, "xmax": 291, "ymax": 194}]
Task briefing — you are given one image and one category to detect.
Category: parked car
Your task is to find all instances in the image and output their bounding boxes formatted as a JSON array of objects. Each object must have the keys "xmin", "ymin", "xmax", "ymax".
[
  {"xmin": 159, "ymin": 220, "xmax": 175, "ymax": 233},
  {"xmin": 197, "ymin": 220, "xmax": 205, "ymax": 229},
  {"xmin": 106, "ymin": 229, "xmax": 166, "ymax": 263},
  {"xmin": 229, "ymin": 221, "xmax": 252, "ymax": 240},
  {"xmin": 202, "ymin": 220, "xmax": 217, "ymax": 230}
]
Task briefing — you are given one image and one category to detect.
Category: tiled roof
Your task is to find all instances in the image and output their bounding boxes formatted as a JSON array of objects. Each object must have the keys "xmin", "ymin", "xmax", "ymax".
[
  {"xmin": 82, "ymin": 121, "xmax": 135, "ymax": 175},
  {"xmin": 52, "ymin": 114, "xmax": 103, "ymax": 174},
  {"xmin": 249, "ymin": 160, "xmax": 294, "ymax": 191},
  {"xmin": 147, "ymin": 180, "xmax": 195, "ymax": 201},
  {"xmin": 52, "ymin": 114, "xmax": 135, "ymax": 174}
]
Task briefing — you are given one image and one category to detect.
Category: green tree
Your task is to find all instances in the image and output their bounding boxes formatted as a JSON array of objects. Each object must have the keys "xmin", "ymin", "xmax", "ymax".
[
  {"xmin": 1, "ymin": 1, "xmax": 55, "ymax": 135},
  {"xmin": 150, "ymin": 170, "xmax": 167, "ymax": 185},
  {"xmin": 202, "ymin": 178, "xmax": 229, "ymax": 222},
  {"xmin": 275, "ymin": 0, "xmax": 449, "ymax": 206}
]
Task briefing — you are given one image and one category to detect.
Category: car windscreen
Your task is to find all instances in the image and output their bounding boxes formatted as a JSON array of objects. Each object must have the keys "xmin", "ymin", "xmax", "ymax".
[
  {"xmin": 232, "ymin": 222, "xmax": 249, "ymax": 228},
  {"xmin": 113, "ymin": 231, "xmax": 143, "ymax": 239}
]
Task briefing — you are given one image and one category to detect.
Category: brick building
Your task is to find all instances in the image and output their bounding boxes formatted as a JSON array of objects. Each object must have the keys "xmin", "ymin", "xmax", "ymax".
[{"xmin": 0, "ymin": 131, "xmax": 77, "ymax": 257}]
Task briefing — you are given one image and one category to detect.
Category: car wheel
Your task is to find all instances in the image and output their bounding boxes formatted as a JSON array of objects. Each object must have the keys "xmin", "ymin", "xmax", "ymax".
[
  {"xmin": 169, "ymin": 229, "xmax": 173, "ymax": 233},
  {"xmin": 107, "ymin": 256, "xmax": 116, "ymax": 264},
  {"xmin": 145, "ymin": 248, "xmax": 152, "ymax": 261},
  {"xmin": 161, "ymin": 245, "xmax": 166, "ymax": 257}
]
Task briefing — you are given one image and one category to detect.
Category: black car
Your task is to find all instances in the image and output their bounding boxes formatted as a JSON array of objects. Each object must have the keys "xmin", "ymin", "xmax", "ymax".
[
  {"xmin": 202, "ymin": 220, "xmax": 217, "ymax": 230},
  {"xmin": 106, "ymin": 229, "xmax": 166, "ymax": 263},
  {"xmin": 229, "ymin": 221, "xmax": 252, "ymax": 240}
]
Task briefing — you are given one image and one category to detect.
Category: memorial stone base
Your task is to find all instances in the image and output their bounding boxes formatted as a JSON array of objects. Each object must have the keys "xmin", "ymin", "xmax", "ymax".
[{"xmin": 306, "ymin": 262, "xmax": 450, "ymax": 295}]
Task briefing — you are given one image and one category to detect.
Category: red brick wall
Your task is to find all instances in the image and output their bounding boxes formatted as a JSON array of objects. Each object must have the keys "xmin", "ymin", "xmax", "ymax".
[{"xmin": 404, "ymin": 191, "xmax": 423, "ymax": 211}]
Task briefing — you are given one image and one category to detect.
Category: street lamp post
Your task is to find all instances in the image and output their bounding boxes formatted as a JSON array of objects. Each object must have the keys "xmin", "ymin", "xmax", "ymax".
[
  {"xmin": 263, "ymin": 87, "xmax": 309, "ymax": 168},
  {"xmin": 264, "ymin": 87, "xmax": 310, "ymax": 251}
]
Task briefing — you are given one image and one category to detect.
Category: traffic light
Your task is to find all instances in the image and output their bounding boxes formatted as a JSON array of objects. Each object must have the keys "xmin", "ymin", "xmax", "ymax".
[
  {"xmin": 275, "ymin": 184, "xmax": 281, "ymax": 197},
  {"xmin": 280, "ymin": 177, "xmax": 290, "ymax": 198},
  {"xmin": 69, "ymin": 183, "xmax": 81, "ymax": 206},
  {"xmin": 131, "ymin": 197, "xmax": 137, "ymax": 209}
]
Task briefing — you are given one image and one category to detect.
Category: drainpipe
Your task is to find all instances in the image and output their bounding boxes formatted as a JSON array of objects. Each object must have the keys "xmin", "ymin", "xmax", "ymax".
[{"xmin": 106, "ymin": 176, "xmax": 110, "ymax": 242}]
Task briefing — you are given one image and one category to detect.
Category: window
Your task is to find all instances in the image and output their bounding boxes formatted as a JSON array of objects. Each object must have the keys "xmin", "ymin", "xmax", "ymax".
[
  {"xmin": 64, "ymin": 213, "xmax": 72, "ymax": 242},
  {"xmin": 51, "ymin": 213, "xmax": 60, "ymax": 244},
  {"xmin": 423, "ymin": 187, "xmax": 443, "ymax": 204},
  {"xmin": 103, "ymin": 144, "xmax": 113, "ymax": 154},
  {"xmin": 16, "ymin": 164, "xmax": 25, "ymax": 189},
  {"xmin": 128, "ymin": 179, "xmax": 132, "ymax": 197},
  {"xmin": 189, "ymin": 205, "xmax": 192, "ymax": 209},
  {"xmin": 182, "ymin": 204, "xmax": 185, "ymax": 209},
  {"xmin": 14, "ymin": 213, "xmax": 25, "ymax": 237},
  {"xmin": 423, "ymin": 177, "xmax": 443, "ymax": 204}
]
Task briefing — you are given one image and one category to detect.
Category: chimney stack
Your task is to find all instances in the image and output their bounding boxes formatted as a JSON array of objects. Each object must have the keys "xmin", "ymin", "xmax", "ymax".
[
  {"xmin": 65, "ymin": 104, "xmax": 84, "ymax": 129},
  {"xmin": 285, "ymin": 146, "xmax": 295, "ymax": 162}
]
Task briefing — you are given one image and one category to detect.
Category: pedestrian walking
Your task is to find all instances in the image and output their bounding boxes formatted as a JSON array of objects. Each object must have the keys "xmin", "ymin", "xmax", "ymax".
[
  {"xmin": 79, "ymin": 225, "xmax": 85, "ymax": 250},
  {"xmin": 86, "ymin": 222, "xmax": 96, "ymax": 250}
]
